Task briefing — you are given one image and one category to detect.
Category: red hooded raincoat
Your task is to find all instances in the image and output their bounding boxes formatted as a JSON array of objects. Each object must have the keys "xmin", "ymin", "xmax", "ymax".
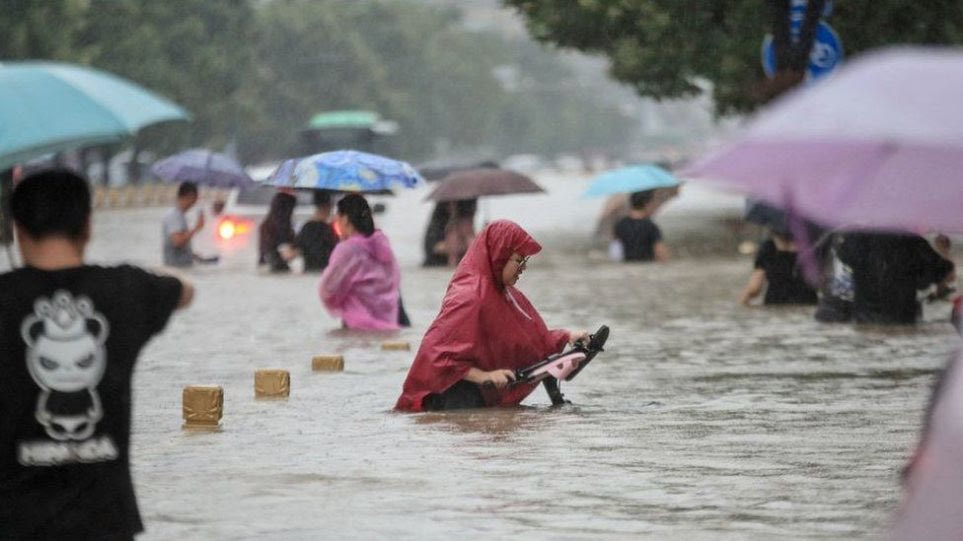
[{"xmin": 395, "ymin": 220, "xmax": 569, "ymax": 411}]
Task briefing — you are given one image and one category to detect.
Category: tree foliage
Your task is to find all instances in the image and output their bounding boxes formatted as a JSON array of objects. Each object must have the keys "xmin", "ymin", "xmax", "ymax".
[
  {"xmin": 241, "ymin": 0, "xmax": 637, "ymax": 161},
  {"xmin": 504, "ymin": 0, "xmax": 963, "ymax": 115},
  {"xmin": 0, "ymin": 0, "xmax": 639, "ymax": 166}
]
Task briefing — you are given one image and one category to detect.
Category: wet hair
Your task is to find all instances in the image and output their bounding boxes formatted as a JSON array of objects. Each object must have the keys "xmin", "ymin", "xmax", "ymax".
[
  {"xmin": 259, "ymin": 192, "xmax": 297, "ymax": 250},
  {"xmin": 177, "ymin": 181, "xmax": 198, "ymax": 198},
  {"xmin": 11, "ymin": 169, "xmax": 91, "ymax": 241},
  {"xmin": 454, "ymin": 199, "xmax": 477, "ymax": 218},
  {"xmin": 629, "ymin": 189, "xmax": 655, "ymax": 210},
  {"xmin": 337, "ymin": 193, "xmax": 375, "ymax": 237},
  {"xmin": 429, "ymin": 202, "xmax": 451, "ymax": 224},
  {"xmin": 771, "ymin": 228, "xmax": 794, "ymax": 242},
  {"xmin": 265, "ymin": 192, "xmax": 296, "ymax": 228},
  {"xmin": 312, "ymin": 190, "xmax": 332, "ymax": 209}
]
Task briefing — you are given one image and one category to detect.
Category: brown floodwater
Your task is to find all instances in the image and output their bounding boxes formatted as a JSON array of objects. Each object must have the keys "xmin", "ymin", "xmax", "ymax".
[{"xmin": 7, "ymin": 173, "xmax": 957, "ymax": 540}]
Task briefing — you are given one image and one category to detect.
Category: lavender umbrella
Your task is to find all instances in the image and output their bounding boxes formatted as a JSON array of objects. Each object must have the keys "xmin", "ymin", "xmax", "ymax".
[
  {"xmin": 892, "ymin": 352, "xmax": 963, "ymax": 540},
  {"xmin": 683, "ymin": 46, "xmax": 963, "ymax": 538},
  {"xmin": 151, "ymin": 148, "xmax": 254, "ymax": 188},
  {"xmin": 683, "ymin": 46, "xmax": 963, "ymax": 233}
]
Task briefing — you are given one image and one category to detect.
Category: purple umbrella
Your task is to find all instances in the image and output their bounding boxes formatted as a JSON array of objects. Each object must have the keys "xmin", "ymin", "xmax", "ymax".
[
  {"xmin": 684, "ymin": 46, "xmax": 963, "ymax": 538},
  {"xmin": 151, "ymin": 148, "xmax": 254, "ymax": 188},
  {"xmin": 425, "ymin": 168, "xmax": 544, "ymax": 202},
  {"xmin": 892, "ymin": 352, "xmax": 963, "ymax": 540},
  {"xmin": 683, "ymin": 46, "xmax": 963, "ymax": 233}
]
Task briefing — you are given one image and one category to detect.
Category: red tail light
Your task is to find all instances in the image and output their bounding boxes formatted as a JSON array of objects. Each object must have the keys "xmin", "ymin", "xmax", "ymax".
[
  {"xmin": 217, "ymin": 216, "xmax": 252, "ymax": 241},
  {"xmin": 218, "ymin": 219, "xmax": 236, "ymax": 240}
]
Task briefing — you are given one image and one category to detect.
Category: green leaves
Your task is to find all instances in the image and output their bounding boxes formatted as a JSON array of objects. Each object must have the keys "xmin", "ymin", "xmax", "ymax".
[
  {"xmin": 505, "ymin": 0, "xmax": 963, "ymax": 115},
  {"xmin": 1, "ymin": 0, "xmax": 637, "ymax": 163}
]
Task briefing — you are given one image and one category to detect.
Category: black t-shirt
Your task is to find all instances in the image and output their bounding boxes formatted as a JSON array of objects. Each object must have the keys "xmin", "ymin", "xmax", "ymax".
[
  {"xmin": 295, "ymin": 220, "xmax": 339, "ymax": 272},
  {"xmin": 753, "ymin": 239, "xmax": 818, "ymax": 305},
  {"xmin": 422, "ymin": 219, "xmax": 448, "ymax": 267},
  {"xmin": 258, "ymin": 221, "xmax": 295, "ymax": 272},
  {"xmin": 0, "ymin": 265, "xmax": 182, "ymax": 539},
  {"xmin": 614, "ymin": 216, "xmax": 662, "ymax": 262},
  {"xmin": 839, "ymin": 232, "xmax": 954, "ymax": 324}
]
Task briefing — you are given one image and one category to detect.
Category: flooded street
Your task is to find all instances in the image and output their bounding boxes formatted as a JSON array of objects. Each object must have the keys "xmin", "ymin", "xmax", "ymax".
[{"xmin": 49, "ymin": 174, "xmax": 960, "ymax": 539}]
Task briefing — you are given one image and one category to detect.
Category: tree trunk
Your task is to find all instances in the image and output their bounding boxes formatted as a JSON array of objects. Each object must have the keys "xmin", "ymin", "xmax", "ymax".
[
  {"xmin": 793, "ymin": 0, "xmax": 827, "ymax": 71},
  {"xmin": 769, "ymin": 0, "xmax": 827, "ymax": 72},
  {"xmin": 770, "ymin": 0, "xmax": 793, "ymax": 72},
  {"xmin": 128, "ymin": 144, "xmax": 141, "ymax": 184},
  {"xmin": 762, "ymin": 0, "xmax": 827, "ymax": 102},
  {"xmin": 1, "ymin": 168, "xmax": 14, "ymax": 247},
  {"xmin": 102, "ymin": 148, "xmax": 112, "ymax": 186}
]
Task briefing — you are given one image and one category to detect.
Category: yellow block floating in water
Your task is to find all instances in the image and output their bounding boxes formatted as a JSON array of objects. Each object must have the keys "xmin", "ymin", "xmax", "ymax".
[
  {"xmin": 254, "ymin": 369, "xmax": 290, "ymax": 398},
  {"xmin": 381, "ymin": 341, "xmax": 411, "ymax": 351},
  {"xmin": 182, "ymin": 385, "xmax": 223, "ymax": 429},
  {"xmin": 312, "ymin": 355, "xmax": 344, "ymax": 372}
]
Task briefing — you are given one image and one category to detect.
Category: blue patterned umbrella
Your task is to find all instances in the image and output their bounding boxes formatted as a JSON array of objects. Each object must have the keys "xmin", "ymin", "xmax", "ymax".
[{"xmin": 265, "ymin": 150, "xmax": 422, "ymax": 192}]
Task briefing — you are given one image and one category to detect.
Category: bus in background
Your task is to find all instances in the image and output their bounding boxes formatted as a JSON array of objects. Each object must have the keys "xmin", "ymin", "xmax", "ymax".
[
  {"xmin": 299, "ymin": 110, "xmax": 398, "ymax": 156},
  {"xmin": 212, "ymin": 111, "xmax": 398, "ymax": 267}
]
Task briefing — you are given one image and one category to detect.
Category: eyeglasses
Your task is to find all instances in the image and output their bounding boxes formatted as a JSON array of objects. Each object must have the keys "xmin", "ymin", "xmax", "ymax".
[{"xmin": 510, "ymin": 255, "xmax": 530, "ymax": 268}]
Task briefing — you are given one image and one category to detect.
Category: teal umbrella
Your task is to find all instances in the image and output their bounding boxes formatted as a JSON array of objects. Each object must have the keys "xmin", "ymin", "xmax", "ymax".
[
  {"xmin": 0, "ymin": 61, "xmax": 190, "ymax": 170},
  {"xmin": 583, "ymin": 164, "xmax": 680, "ymax": 197}
]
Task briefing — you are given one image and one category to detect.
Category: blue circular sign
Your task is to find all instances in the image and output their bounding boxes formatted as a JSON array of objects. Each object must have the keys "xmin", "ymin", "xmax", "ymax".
[{"xmin": 762, "ymin": 20, "xmax": 843, "ymax": 82}]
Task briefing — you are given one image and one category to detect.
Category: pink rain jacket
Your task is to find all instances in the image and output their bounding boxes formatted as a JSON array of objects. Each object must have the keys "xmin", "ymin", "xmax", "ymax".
[
  {"xmin": 319, "ymin": 230, "xmax": 401, "ymax": 330},
  {"xmin": 395, "ymin": 220, "xmax": 569, "ymax": 411}
]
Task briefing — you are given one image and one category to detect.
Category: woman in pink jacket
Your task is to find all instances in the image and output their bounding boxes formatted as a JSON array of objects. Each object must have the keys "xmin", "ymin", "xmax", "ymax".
[{"xmin": 319, "ymin": 194, "xmax": 402, "ymax": 330}]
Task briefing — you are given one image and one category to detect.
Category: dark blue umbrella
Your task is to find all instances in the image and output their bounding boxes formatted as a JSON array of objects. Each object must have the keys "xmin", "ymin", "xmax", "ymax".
[{"xmin": 151, "ymin": 148, "xmax": 254, "ymax": 188}]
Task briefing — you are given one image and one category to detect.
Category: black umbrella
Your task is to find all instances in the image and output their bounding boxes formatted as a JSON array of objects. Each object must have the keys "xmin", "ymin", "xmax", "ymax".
[
  {"xmin": 425, "ymin": 168, "xmax": 545, "ymax": 202},
  {"xmin": 416, "ymin": 158, "xmax": 499, "ymax": 182}
]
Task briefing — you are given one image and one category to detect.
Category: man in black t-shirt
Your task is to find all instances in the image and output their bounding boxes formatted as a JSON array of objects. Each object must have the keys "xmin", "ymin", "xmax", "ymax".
[
  {"xmin": 0, "ymin": 170, "xmax": 193, "ymax": 539},
  {"xmin": 838, "ymin": 232, "xmax": 954, "ymax": 325},
  {"xmin": 295, "ymin": 190, "xmax": 339, "ymax": 272},
  {"xmin": 740, "ymin": 232, "xmax": 818, "ymax": 306},
  {"xmin": 612, "ymin": 190, "xmax": 669, "ymax": 262}
]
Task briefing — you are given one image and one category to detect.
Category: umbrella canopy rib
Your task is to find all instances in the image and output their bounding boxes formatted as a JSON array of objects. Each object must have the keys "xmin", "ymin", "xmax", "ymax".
[{"xmin": 0, "ymin": 62, "xmax": 189, "ymax": 171}]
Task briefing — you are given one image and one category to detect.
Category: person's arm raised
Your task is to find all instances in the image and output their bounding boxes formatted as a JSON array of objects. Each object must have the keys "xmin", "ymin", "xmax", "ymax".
[
  {"xmin": 169, "ymin": 230, "xmax": 192, "ymax": 248},
  {"xmin": 176, "ymin": 278, "xmax": 195, "ymax": 309},
  {"xmin": 153, "ymin": 266, "xmax": 194, "ymax": 309},
  {"xmin": 170, "ymin": 212, "xmax": 205, "ymax": 248}
]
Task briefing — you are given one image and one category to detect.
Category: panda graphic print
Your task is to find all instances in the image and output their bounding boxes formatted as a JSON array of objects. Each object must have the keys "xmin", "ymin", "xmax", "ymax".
[{"xmin": 18, "ymin": 290, "xmax": 118, "ymax": 465}]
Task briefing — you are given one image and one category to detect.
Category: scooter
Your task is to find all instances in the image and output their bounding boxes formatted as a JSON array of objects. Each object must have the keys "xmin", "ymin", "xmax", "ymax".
[{"xmin": 485, "ymin": 325, "xmax": 609, "ymax": 406}]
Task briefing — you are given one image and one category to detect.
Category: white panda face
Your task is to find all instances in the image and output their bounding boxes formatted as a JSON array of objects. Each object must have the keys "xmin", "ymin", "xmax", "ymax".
[{"xmin": 26, "ymin": 335, "xmax": 106, "ymax": 392}]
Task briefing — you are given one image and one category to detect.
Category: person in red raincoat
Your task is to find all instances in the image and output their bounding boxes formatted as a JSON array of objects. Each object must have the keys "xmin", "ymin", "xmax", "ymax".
[{"xmin": 396, "ymin": 220, "xmax": 588, "ymax": 411}]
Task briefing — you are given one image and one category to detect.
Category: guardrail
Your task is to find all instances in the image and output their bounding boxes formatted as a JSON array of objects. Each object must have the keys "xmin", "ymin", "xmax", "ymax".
[{"xmin": 92, "ymin": 184, "xmax": 228, "ymax": 209}]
